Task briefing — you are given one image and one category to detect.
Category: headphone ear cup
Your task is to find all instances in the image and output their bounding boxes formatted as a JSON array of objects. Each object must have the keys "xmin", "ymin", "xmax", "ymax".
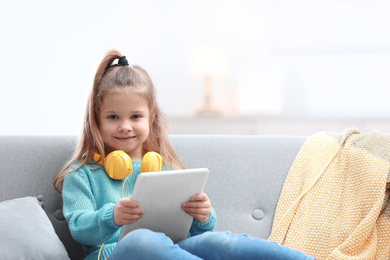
[
  {"xmin": 105, "ymin": 151, "xmax": 133, "ymax": 180},
  {"xmin": 141, "ymin": 152, "xmax": 163, "ymax": 172}
]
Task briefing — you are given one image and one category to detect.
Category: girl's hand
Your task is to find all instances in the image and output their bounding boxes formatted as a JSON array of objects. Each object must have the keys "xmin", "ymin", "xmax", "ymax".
[
  {"xmin": 113, "ymin": 196, "xmax": 144, "ymax": 226},
  {"xmin": 182, "ymin": 192, "xmax": 211, "ymax": 223}
]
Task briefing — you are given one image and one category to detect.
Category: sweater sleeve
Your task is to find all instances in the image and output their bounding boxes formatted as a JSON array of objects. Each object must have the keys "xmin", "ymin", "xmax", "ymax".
[
  {"xmin": 189, "ymin": 207, "xmax": 217, "ymax": 236},
  {"xmin": 62, "ymin": 168, "xmax": 119, "ymax": 246}
]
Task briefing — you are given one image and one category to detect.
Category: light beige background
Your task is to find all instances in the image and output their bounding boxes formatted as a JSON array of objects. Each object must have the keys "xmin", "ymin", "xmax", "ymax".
[{"xmin": 1, "ymin": 0, "xmax": 389, "ymax": 135}]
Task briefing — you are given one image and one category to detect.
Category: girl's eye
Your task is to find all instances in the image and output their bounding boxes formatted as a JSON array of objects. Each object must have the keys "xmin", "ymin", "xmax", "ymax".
[
  {"xmin": 131, "ymin": 115, "xmax": 141, "ymax": 119},
  {"xmin": 108, "ymin": 115, "xmax": 118, "ymax": 120}
]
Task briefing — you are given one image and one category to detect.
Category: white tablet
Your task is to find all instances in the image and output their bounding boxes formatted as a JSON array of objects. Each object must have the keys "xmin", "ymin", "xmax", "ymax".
[{"xmin": 118, "ymin": 168, "xmax": 209, "ymax": 242}]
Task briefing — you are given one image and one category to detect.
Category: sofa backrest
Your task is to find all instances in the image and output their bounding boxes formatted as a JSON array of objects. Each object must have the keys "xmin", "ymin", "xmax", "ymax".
[
  {"xmin": 169, "ymin": 135, "xmax": 306, "ymax": 238},
  {"xmin": 0, "ymin": 135, "xmax": 305, "ymax": 260}
]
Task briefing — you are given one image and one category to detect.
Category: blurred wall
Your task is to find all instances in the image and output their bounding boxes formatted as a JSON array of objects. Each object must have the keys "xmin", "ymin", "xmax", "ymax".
[{"xmin": 1, "ymin": 0, "xmax": 389, "ymax": 135}]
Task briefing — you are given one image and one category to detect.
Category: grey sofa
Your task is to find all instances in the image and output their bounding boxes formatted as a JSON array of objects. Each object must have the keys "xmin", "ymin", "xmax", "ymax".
[{"xmin": 0, "ymin": 135, "xmax": 306, "ymax": 259}]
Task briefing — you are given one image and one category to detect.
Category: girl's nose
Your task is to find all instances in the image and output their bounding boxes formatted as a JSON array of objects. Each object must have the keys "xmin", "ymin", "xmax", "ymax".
[{"xmin": 119, "ymin": 120, "xmax": 132, "ymax": 132}]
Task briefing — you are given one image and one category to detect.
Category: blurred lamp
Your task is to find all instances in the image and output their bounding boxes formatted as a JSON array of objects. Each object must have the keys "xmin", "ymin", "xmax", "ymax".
[{"xmin": 189, "ymin": 45, "xmax": 228, "ymax": 115}]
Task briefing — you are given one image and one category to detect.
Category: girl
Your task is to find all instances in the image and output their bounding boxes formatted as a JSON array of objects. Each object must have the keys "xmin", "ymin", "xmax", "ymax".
[{"xmin": 53, "ymin": 49, "xmax": 315, "ymax": 260}]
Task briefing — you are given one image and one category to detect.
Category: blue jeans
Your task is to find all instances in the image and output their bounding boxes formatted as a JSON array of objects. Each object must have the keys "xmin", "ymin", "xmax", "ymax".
[{"xmin": 108, "ymin": 229, "xmax": 315, "ymax": 260}]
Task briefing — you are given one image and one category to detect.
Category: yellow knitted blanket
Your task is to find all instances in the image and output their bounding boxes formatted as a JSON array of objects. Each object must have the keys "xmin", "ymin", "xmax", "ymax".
[{"xmin": 269, "ymin": 129, "xmax": 390, "ymax": 259}]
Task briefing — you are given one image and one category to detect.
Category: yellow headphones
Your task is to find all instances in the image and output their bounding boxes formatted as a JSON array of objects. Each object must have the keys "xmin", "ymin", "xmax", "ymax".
[{"xmin": 93, "ymin": 150, "xmax": 163, "ymax": 180}]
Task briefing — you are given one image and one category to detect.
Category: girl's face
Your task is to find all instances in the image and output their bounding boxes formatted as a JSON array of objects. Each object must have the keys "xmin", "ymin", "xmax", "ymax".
[{"xmin": 98, "ymin": 91, "xmax": 150, "ymax": 161}]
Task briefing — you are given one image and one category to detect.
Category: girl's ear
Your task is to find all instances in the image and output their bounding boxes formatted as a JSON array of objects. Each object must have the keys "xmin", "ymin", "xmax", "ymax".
[
  {"xmin": 149, "ymin": 108, "xmax": 155, "ymax": 122},
  {"xmin": 149, "ymin": 113, "xmax": 156, "ymax": 132}
]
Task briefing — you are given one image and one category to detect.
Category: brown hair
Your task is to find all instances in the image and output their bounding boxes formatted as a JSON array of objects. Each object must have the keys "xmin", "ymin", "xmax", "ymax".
[{"xmin": 53, "ymin": 49, "xmax": 185, "ymax": 193}]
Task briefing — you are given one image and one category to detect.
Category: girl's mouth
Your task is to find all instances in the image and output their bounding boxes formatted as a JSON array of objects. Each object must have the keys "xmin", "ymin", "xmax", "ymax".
[{"xmin": 115, "ymin": 136, "xmax": 135, "ymax": 141}]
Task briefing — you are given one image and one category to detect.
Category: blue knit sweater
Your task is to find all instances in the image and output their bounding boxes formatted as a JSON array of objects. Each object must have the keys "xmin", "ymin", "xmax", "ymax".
[{"xmin": 63, "ymin": 161, "xmax": 216, "ymax": 260}]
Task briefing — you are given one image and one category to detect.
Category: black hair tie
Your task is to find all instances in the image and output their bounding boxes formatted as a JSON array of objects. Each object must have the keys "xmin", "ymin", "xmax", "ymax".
[
  {"xmin": 118, "ymin": 56, "xmax": 129, "ymax": 66},
  {"xmin": 103, "ymin": 56, "xmax": 129, "ymax": 74}
]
